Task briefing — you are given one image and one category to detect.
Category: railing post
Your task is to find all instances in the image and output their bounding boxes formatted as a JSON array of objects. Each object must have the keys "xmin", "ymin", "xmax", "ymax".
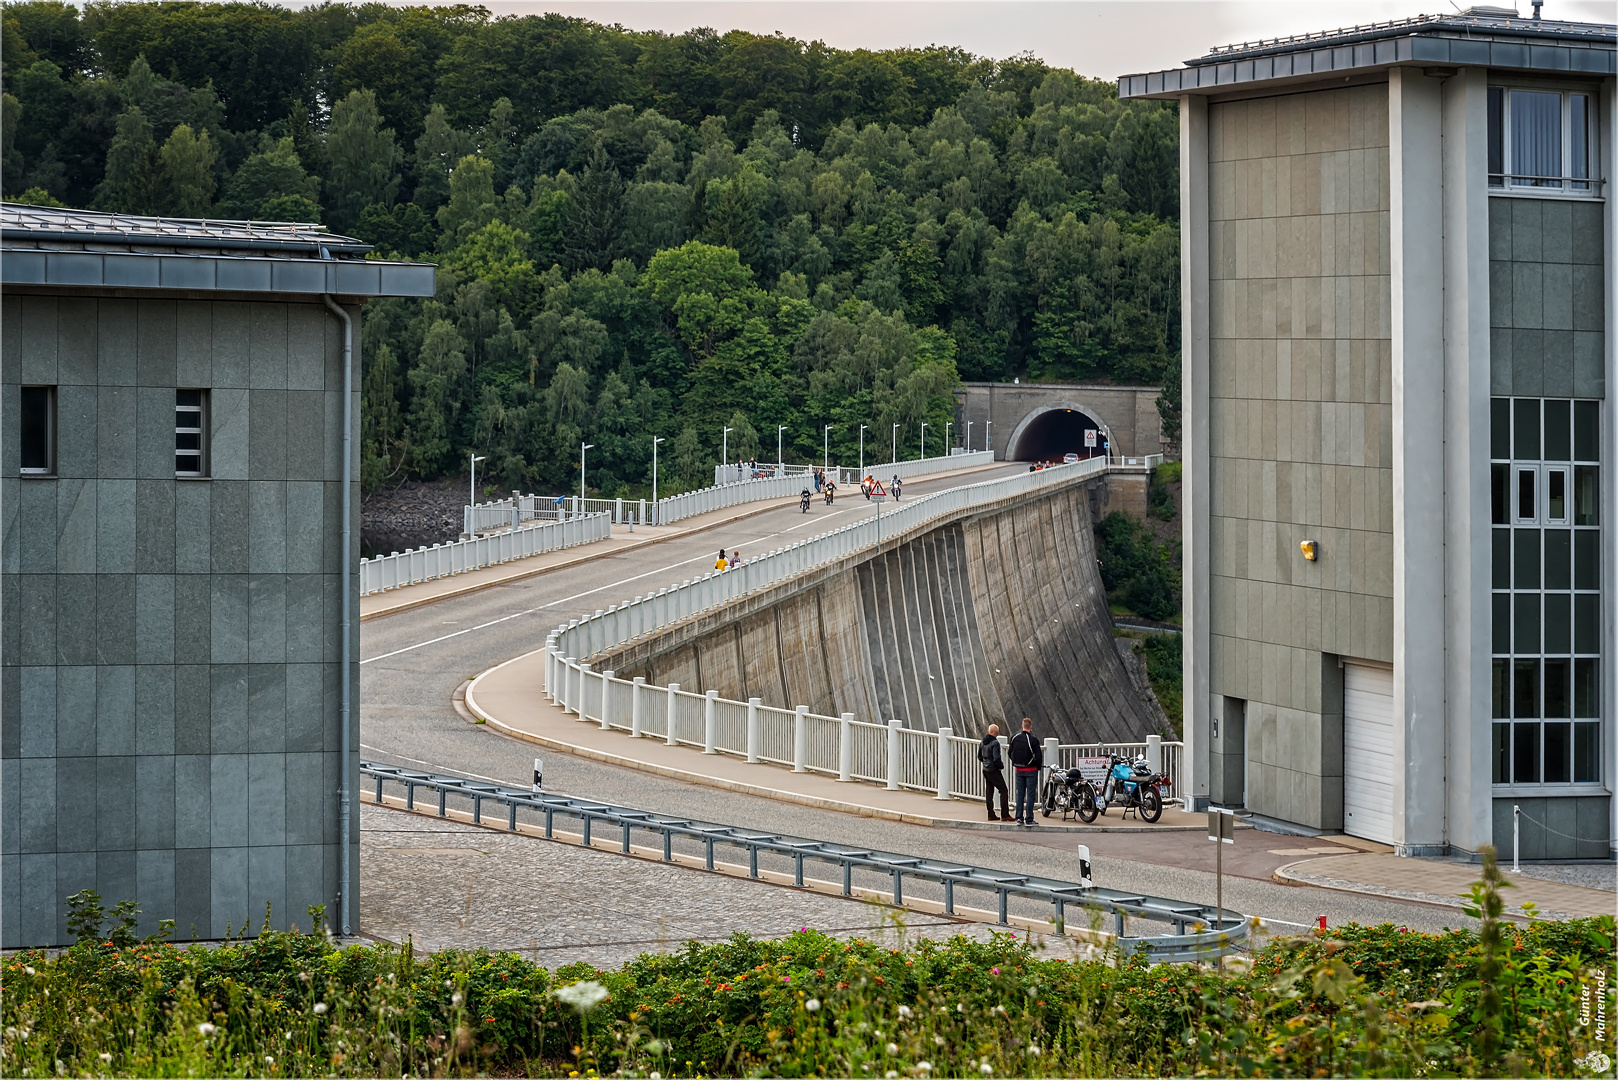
[
  {"xmin": 746, "ymin": 697, "xmax": 761, "ymax": 763},
  {"xmin": 793, "ymin": 705, "xmax": 809, "ymax": 773},
  {"xmin": 631, "ymin": 677, "xmax": 645, "ymax": 738},
  {"xmin": 600, "ymin": 670, "xmax": 614, "ymax": 730},
  {"xmin": 704, "ymin": 690, "xmax": 718, "ymax": 754},
  {"xmin": 838, "ymin": 712, "xmax": 854, "ymax": 782},
  {"xmin": 887, "ymin": 719, "xmax": 902, "ymax": 790},
  {"xmin": 1043, "ymin": 736, "xmax": 1059, "ymax": 782},
  {"xmin": 576, "ymin": 662, "xmax": 592, "ymax": 719},
  {"xmin": 665, "ymin": 683, "xmax": 679, "ymax": 746},
  {"xmin": 1146, "ymin": 733, "xmax": 1162, "ymax": 777},
  {"xmin": 936, "ymin": 726, "xmax": 953, "ymax": 801},
  {"xmin": 564, "ymin": 657, "xmax": 578, "ymax": 714}
]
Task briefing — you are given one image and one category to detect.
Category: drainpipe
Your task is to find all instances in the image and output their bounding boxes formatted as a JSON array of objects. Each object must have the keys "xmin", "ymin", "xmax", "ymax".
[{"xmin": 322, "ymin": 292, "xmax": 355, "ymax": 937}]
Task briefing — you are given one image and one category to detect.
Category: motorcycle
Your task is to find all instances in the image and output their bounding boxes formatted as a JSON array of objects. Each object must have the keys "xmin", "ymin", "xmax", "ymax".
[
  {"xmin": 1090, "ymin": 754, "xmax": 1165, "ymax": 824},
  {"xmin": 1040, "ymin": 766, "xmax": 1098, "ymax": 822},
  {"xmin": 800, "ymin": 490, "xmax": 812, "ymax": 513},
  {"xmin": 824, "ymin": 485, "xmax": 835, "ymax": 505}
]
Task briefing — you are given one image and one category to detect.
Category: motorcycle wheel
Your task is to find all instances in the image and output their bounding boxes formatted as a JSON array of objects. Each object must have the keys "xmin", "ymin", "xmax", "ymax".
[
  {"xmin": 1041, "ymin": 784, "xmax": 1054, "ymax": 817},
  {"xmin": 1141, "ymin": 787, "xmax": 1163, "ymax": 823},
  {"xmin": 1076, "ymin": 788, "xmax": 1099, "ymax": 824}
]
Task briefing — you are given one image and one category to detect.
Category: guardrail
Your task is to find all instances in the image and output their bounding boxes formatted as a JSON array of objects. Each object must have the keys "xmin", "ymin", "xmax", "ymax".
[
  {"xmin": 527, "ymin": 457, "xmax": 1182, "ymax": 804},
  {"xmin": 360, "ymin": 512, "xmax": 610, "ymax": 595},
  {"xmin": 713, "ymin": 451, "xmax": 994, "ymax": 490},
  {"xmin": 360, "ymin": 761, "xmax": 1246, "ymax": 962}
]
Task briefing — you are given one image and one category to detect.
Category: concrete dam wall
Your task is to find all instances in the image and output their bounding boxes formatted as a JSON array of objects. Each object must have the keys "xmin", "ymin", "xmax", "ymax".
[{"xmin": 597, "ymin": 476, "xmax": 1158, "ymax": 744}]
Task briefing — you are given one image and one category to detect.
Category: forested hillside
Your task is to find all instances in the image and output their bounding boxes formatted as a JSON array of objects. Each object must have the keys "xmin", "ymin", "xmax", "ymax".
[{"xmin": 3, "ymin": 2, "xmax": 1182, "ymax": 497}]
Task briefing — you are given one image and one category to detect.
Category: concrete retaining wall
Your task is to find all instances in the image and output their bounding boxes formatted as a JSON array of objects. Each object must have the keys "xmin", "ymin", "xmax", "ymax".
[{"xmin": 599, "ymin": 476, "xmax": 1159, "ymax": 744}]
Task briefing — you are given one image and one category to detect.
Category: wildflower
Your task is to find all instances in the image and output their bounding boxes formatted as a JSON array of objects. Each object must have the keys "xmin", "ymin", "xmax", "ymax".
[
  {"xmin": 197, "ymin": 1023, "xmax": 216, "ymax": 1037},
  {"xmin": 451, "ymin": 993, "xmax": 463, "ymax": 1007},
  {"xmin": 555, "ymin": 980, "xmax": 610, "ymax": 1014},
  {"xmin": 990, "ymin": 967, "xmax": 1000, "ymax": 975},
  {"xmin": 264, "ymin": 1056, "xmax": 274, "ymax": 1066},
  {"xmin": 313, "ymin": 1002, "xmax": 329, "ymax": 1015},
  {"xmin": 1027, "ymin": 1045, "xmax": 1041, "ymax": 1056},
  {"xmin": 805, "ymin": 998, "xmax": 821, "ymax": 1012},
  {"xmin": 917, "ymin": 1063, "xmax": 933, "ymax": 1074},
  {"xmin": 23, "ymin": 967, "xmax": 34, "ymax": 976},
  {"xmin": 897, "ymin": 1005, "xmax": 912, "ymax": 1018},
  {"xmin": 886, "ymin": 1072, "xmax": 899, "ymax": 1079},
  {"xmin": 934, "ymin": 1035, "xmax": 945, "ymax": 1046},
  {"xmin": 980, "ymin": 1064, "xmax": 994, "ymax": 1076},
  {"xmin": 99, "ymin": 1053, "xmax": 112, "ymax": 1064},
  {"xmin": 887, "ymin": 1043, "xmax": 899, "ymax": 1055}
]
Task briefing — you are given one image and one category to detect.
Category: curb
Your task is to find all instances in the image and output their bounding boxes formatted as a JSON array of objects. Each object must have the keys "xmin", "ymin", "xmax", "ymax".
[
  {"xmin": 1271, "ymin": 860, "xmax": 1535, "ymax": 921},
  {"xmin": 464, "ymin": 653, "xmax": 1209, "ymax": 834}
]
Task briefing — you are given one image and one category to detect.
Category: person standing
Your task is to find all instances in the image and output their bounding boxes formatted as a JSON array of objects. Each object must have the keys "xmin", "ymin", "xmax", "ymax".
[
  {"xmin": 715, "ymin": 549, "xmax": 729, "ymax": 571},
  {"xmin": 1008, "ymin": 717, "xmax": 1043, "ymax": 826},
  {"xmin": 978, "ymin": 724, "xmax": 1010, "ymax": 821}
]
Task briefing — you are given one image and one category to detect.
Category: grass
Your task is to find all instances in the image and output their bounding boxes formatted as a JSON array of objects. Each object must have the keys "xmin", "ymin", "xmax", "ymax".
[{"xmin": 3, "ymin": 860, "xmax": 1613, "ymax": 1077}]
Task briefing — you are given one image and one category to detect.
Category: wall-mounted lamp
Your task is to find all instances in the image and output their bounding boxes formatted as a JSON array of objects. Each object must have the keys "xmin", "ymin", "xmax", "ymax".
[{"xmin": 1300, "ymin": 539, "xmax": 1319, "ymax": 562}]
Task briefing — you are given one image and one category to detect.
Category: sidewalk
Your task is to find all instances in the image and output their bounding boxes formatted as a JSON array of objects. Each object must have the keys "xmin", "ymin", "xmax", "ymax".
[
  {"xmin": 1275, "ymin": 852, "xmax": 1615, "ymax": 919},
  {"xmin": 465, "ymin": 647, "xmax": 1212, "ymax": 833},
  {"xmin": 361, "ymin": 462, "xmax": 1006, "ymax": 621}
]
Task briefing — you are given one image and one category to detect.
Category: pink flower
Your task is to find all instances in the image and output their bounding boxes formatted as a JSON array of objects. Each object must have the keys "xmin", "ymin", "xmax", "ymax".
[{"xmin": 991, "ymin": 968, "xmax": 1000, "ymax": 975}]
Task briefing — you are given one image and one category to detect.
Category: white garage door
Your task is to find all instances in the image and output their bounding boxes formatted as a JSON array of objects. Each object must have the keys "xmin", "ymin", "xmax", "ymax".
[{"xmin": 1343, "ymin": 662, "xmax": 1396, "ymax": 844}]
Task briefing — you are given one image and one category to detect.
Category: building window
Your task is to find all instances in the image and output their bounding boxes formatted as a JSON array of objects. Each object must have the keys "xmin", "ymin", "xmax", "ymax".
[
  {"xmin": 1491, "ymin": 397, "xmax": 1602, "ymax": 788},
  {"xmin": 20, "ymin": 385, "xmax": 56, "ymax": 475},
  {"xmin": 175, "ymin": 389, "xmax": 207, "ymax": 476},
  {"xmin": 1488, "ymin": 86, "xmax": 1599, "ymax": 193}
]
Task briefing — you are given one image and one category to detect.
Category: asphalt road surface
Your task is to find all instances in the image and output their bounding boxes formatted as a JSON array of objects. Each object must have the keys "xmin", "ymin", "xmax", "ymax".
[{"xmin": 360, "ymin": 465, "xmax": 1481, "ymax": 942}]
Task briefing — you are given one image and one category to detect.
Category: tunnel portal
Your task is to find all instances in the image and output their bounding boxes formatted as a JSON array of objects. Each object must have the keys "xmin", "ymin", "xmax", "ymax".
[{"xmin": 1005, "ymin": 406, "xmax": 1109, "ymax": 462}]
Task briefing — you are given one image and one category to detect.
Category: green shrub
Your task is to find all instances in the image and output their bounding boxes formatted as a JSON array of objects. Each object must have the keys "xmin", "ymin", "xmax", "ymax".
[
  {"xmin": 1148, "ymin": 461, "xmax": 1179, "ymax": 521},
  {"xmin": 1141, "ymin": 633, "xmax": 1182, "ymax": 730},
  {"xmin": 1095, "ymin": 511, "xmax": 1179, "ymax": 622}
]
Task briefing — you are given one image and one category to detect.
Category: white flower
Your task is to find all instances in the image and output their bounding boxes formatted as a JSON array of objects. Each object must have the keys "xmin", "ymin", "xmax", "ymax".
[
  {"xmin": 934, "ymin": 1035, "xmax": 945, "ymax": 1047},
  {"xmin": 284, "ymin": 1031, "xmax": 292, "ymax": 1041},
  {"xmin": 980, "ymin": 1065, "xmax": 994, "ymax": 1076},
  {"xmin": 897, "ymin": 1005, "xmax": 912, "ymax": 1018},
  {"xmin": 263, "ymin": 1056, "xmax": 275, "ymax": 1066},
  {"xmin": 886, "ymin": 1072, "xmax": 899, "ymax": 1079},
  {"xmin": 23, "ymin": 967, "xmax": 34, "ymax": 976},
  {"xmin": 917, "ymin": 1063, "xmax": 933, "ymax": 1074},
  {"xmin": 98, "ymin": 1053, "xmax": 112, "ymax": 1064},
  {"xmin": 956, "ymin": 1003, "xmax": 965, "ymax": 1013},
  {"xmin": 554, "ymin": 980, "xmax": 610, "ymax": 1014},
  {"xmin": 444, "ymin": 978, "xmax": 454, "ymax": 988},
  {"xmin": 886, "ymin": 1043, "xmax": 899, "ymax": 1055},
  {"xmin": 992, "ymin": 1004, "xmax": 1007, "ymax": 1016},
  {"xmin": 1027, "ymin": 1045, "xmax": 1041, "ymax": 1056},
  {"xmin": 805, "ymin": 998, "xmax": 821, "ymax": 1012},
  {"xmin": 451, "ymin": 993, "xmax": 463, "ymax": 1007},
  {"xmin": 649, "ymin": 1074, "xmax": 661, "ymax": 1080},
  {"xmin": 197, "ymin": 1023, "xmax": 216, "ymax": 1037},
  {"xmin": 312, "ymin": 1002, "xmax": 328, "ymax": 1015}
]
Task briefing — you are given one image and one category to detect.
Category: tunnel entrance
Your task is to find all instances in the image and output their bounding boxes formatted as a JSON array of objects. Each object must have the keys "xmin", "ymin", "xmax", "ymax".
[{"xmin": 1005, "ymin": 406, "xmax": 1110, "ymax": 462}]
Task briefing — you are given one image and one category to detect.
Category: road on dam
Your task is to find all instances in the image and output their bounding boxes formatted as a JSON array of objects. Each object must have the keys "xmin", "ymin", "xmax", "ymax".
[{"xmin": 360, "ymin": 464, "xmax": 1479, "ymax": 941}]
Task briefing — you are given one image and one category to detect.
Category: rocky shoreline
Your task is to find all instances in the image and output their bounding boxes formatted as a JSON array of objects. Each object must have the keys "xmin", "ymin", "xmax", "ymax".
[{"xmin": 361, "ymin": 478, "xmax": 466, "ymax": 555}]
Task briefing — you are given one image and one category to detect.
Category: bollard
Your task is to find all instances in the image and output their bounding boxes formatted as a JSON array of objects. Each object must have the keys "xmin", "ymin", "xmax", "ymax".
[
  {"xmin": 794, "ymin": 706, "xmax": 809, "ymax": 772},
  {"xmin": 600, "ymin": 671, "xmax": 614, "ymax": 730},
  {"xmin": 838, "ymin": 712, "xmax": 854, "ymax": 782},
  {"xmin": 1146, "ymin": 733, "xmax": 1162, "ymax": 777},
  {"xmin": 887, "ymin": 719, "xmax": 902, "ymax": 790},
  {"xmin": 577, "ymin": 663, "xmax": 592, "ymax": 720},
  {"xmin": 1043, "ymin": 736, "xmax": 1059, "ymax": 786},
  {"xmin": 665, "ymin": 683, "xmax": 679, "ymax": 746},
  {"xmin": 746, "ymin": 697, "xmax": 761, "ymax": 763},
  {"xmin": 936, "ymin": 726, "xmax": 953, "ymax": 800},
  {"xmin": 704, "ymin": 690, "xmax": 718, "ymax": 754},
  {"xmin": 631, "ymin": 677, "xmax": 645, "ymax": 738}
]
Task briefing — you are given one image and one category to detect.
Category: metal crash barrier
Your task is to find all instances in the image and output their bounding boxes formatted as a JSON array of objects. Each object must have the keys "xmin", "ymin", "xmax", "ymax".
[{"xmin": 361, "ymin": 761, "xmax": 1247, "ymax": 963}]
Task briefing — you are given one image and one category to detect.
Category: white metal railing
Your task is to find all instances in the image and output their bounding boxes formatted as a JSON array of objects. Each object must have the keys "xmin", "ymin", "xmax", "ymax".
[
  {"xmin": 712, "ymin": 450, "xmax": 993, "ymax": 490},
  {"xmin": 528, "ymin": 456, "xmax": 1184, "ymax": 804},
  {"xmin": 360, "ymin": 512, "xmax": 610, "ymax": 595}
]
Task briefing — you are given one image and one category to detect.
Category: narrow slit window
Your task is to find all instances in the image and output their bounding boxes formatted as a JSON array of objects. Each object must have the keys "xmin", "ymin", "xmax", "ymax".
[
  {"xmin": 176, "ymin": 389, "xmax": 206, "ymax": 476},
  {"xmin": 20, "ymin": 385, "xmax": 56, "ymax": 475}
]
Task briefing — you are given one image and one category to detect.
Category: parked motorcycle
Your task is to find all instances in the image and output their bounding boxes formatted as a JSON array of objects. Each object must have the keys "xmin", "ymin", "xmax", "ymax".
[
  {"xmin": 1091, "ymin": 754, "xmax": 1165, "ymax": 824},
  {"xmin": 1040, "ymin": 767, "xmax": 1098, "ymax": 822}
]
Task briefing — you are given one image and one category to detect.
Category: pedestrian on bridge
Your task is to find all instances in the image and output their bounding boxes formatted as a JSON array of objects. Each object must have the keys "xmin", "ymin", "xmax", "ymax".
[
  {"xmin": 1009, "ymin": 717, "xmax": 1043, "ymax": 827},
  {"xmin": 715, "ymin": 549, "xmax": 729, "ymax": 571},
  {"xmin": 979, "ymin": 723, "xmax": 1010, "ymax": 821}
]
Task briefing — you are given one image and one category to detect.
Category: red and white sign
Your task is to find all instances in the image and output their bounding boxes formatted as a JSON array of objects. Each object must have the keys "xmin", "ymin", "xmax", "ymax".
[
  {"xmin": 1084, "ymin": 429, "xmax": 1098, "ymax": 447},
  {"xmin": 1075, "ymin": 756, "xmax": 1110, "ymax": 782}
]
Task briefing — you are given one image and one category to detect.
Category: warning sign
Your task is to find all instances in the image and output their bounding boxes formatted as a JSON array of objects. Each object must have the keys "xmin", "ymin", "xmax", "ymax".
[{"xmin": 1084, "ymin": 429, "xmax": 1098, "ymax": 447}]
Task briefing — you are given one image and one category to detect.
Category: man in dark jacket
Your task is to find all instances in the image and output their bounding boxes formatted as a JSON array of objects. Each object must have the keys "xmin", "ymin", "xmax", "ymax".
[
  {"xmin": 978, "ymin": 724, "xmax": 1010, "ymax": 821},
  {"xmin": 1008, "ymin": 717, "xmax": 1043, "ymax": 826}
]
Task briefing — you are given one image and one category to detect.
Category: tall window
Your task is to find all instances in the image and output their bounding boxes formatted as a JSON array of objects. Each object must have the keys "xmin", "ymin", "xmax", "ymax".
[
  {"xmin": 1491, "ymin": 398, "xmax": 1602, "ymax": 787},
  {"xmin": 175, "ymin": 389, "xmax": 207, "ymax": 476},
  {"xmin": 1488, "ymin": 86, "xmax": 1599, "ymax": 192},
  {"xmin": 20, "ymin": 385, "xmax": 56, "ymax": 475}
]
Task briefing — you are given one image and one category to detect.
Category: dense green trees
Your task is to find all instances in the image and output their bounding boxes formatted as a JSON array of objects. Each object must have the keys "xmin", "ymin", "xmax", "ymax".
[{"xmin": 4, "ymin": 2, "xmax": 1182, "ymax": 497}]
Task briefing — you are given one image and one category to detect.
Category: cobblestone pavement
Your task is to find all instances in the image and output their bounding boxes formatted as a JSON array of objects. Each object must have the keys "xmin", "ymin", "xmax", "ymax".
[
  {"xmin": 359, "ymin": 804, "xmax": 1083, "ymax": 970},
  {"xmin": 1509, "ymin": 861, "xmax": 1616, "ymax": 892}
]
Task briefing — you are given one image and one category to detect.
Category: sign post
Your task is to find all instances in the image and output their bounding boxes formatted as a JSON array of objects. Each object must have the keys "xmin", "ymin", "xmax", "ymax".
[
  {"xmin": 1208, "ymin": 808, "xmax": 1235, "ymax": 935},
  {"xmin": 869, "ymin": 480, "xmax": 887, "ymax": 550}
]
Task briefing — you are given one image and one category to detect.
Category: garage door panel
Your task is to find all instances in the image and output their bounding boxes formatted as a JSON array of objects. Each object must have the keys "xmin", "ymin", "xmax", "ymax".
[{"xmin": 1343, "ymin": 663, "xmax": 1396, "ymax": 845}]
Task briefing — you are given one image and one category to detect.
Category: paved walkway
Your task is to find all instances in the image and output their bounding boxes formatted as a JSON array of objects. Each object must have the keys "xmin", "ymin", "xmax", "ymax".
[
  {"xmin": 467, "ymin": 651, "xmax": 1213, "ymax": 832},
  {"xmin": 1275, "ymin": 852, "xmax": 1615, "ymax": 920},
  {"xmin": 361, "ymin": 462, "xmax": 1005, "ymax": 621}
]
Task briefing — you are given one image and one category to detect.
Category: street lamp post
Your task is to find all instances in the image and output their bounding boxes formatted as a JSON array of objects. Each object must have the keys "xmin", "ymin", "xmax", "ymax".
[
  {"xmin": 985, "ymin": 420, "xmax": 993, "ymax": 456},
  {"xmin": 722, "ymin": 426, "xmax": 734, "ymax": 472},
  {"xmin": 945, "ymin": 421, "xmax": 952, "ymax": 454},
  {"xmin": 858, "ymin": 424, "xmax": 867, "ymax": 478},
  {"xmin": 580, "ymin": 443, "xmax": 594, "ymax": 504},
  {"xmin": 966, "ymin": 421, "xmax": 973, "ymax": 453},
  {"xmin": 891, "ymin": 423, "xmax": 898, "ymax": 467},
  {"xmin": 651, "ymin": 435, "xmax": 664, "ymax": 524},
  {"xmin": 469, "ymin": 451, "xmax": 486, "ymax": 510},
  {"xmin": 823, "ymin": 424, "xmax": 832, "ymax": 477},
  {"xmin": 919, "ymin": 421, "xmax": 928, "ymax": 461},
  {"xmin": 777, "ymin": 425, "xmax": 787, "ymax": 474}
]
